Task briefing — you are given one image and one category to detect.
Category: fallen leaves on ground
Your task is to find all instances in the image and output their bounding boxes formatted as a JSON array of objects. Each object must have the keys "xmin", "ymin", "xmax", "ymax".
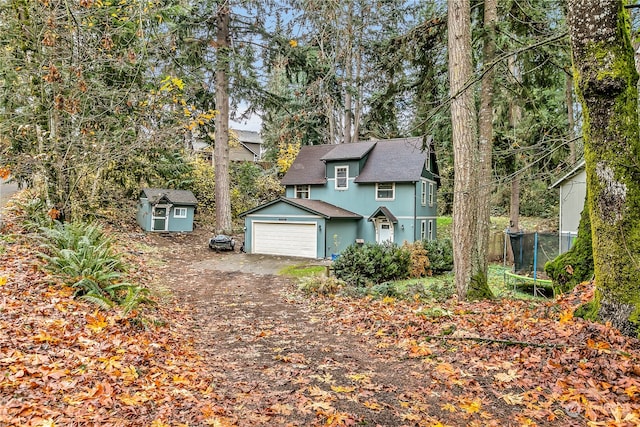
[
  {"xmin": 1, "ymin": 218, "xmax": 639, "ymax": 427},
  {"xmin": 0, "ymin": 233, "xmax": 231, "ymax": 426}
]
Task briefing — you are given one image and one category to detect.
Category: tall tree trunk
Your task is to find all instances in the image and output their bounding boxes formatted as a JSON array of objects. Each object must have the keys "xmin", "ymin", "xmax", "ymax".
[
  {"xmin": 448, "ymin": 0, "xmax": 478, "ymax": 299},
  {"xmin": 566, "ymin": 72, "xmax": 576, "ymax": 164},
  {"xmin": 508, "ymin": 55, "xmax": 522, "ymax": 235},
  {"xmin": 214, "ymin": 4, "xmax": 232, "ymax": 233},
  {"xmin": 567, "ymin": 0, "xmax": 640, "ymax": 337},
  {"xmin": 343, "ymin": 1, "xmax": 353, "ymax": 144},
  {"xmin": 473, "ymin": 0, "xmax": 497, "ymax": 298}
]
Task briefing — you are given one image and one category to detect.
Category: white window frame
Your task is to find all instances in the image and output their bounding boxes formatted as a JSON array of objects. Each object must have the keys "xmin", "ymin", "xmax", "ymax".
[
  {"xmin": 295, "ymin": 185, "xmax": 310, "ymax": 199},
  {"xmin": 420, "ymin": 220, "xmax": 427, "ymax": 240},
  {"xmin": 375, "ymin": 182, "xmax": 395, "ymax": 201},
  {"xmin": 428, "ymin": 220, "xmax": 434, "ymax": 240},
  {"xmin": 429, "ymin": 182, "xmax": 435, "ymax": 207},
  {"xmin": 174, "ymin": 207, "xmax": 187, "ymax": 218},
  {"xmin": 426, "ymin": 152, "xmax": 431, "ymax": 172},
  {"xmin": 421, "ymin": 180, "xmax": 427, "ymax": 206},
  {"xmin": 335, "ymin": 166, "xmax": 349, "ymax": 190}
]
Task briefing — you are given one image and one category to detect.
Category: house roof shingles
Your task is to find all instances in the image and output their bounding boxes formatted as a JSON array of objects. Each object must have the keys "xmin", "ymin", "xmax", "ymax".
[
  {"xmin": 355, "ymin": 137, "xmax": 429, "ymax": 183},
  {"xmin": 141, "ymin": 188, "xmax": 198, "ymax": 206},
  {"xmin": 284, "ymin": 198, "xmax": 362, "ymax": 219},
  {"xmin": 280, "ymin": 145, "xmax": 335, "ymax": 185},
  {"xmin": 239, "ymin": 197, "xmax": 361, "ymax": 219},
  {"xmin": 320, "ymin": 140, "xmax": 377, "ymax": 161},
  {"xmin": 281, "ymin": 137, "xmax": 434, "ymax": 186},
  {"xmin": 368, "ymin": 206, "xmax": 398, "ymax": 223}
]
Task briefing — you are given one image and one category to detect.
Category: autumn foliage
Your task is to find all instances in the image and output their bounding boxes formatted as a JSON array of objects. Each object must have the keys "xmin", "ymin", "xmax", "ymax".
[
  {"xmin": 1, "ymin": 209, "xmax": 640, "ymax": 426},
  {"xmin": 0, "ymin": 220, "xmax": 232, "ymax": 426}
]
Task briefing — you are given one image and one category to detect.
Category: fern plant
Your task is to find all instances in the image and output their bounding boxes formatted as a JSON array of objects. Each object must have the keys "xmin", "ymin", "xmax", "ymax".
[{"xmin": 36, "ymin": 220, "xmax": 153, "ymax": 313}]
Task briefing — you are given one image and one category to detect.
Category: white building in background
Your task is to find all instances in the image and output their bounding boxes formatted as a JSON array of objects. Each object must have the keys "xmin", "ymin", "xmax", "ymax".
[{"xmin": 550, "ymin": 160, "xmax": 586, "ymax": 253}]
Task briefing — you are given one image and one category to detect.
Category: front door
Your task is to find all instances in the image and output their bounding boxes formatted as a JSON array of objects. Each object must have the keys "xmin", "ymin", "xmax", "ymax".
[
  {"xmin": 152, "ymin": 205, "xmax": 169, "ymax": 231},
  {"xmin": 377, "ymin": 220, "xmax": 394, "ymax": 243}
]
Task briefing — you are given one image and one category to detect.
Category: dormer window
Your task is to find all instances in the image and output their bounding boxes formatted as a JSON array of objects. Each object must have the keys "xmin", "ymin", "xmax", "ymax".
[
  {"xmin": 295, "ymin": 185, "xmax": 310, "ymax": 199},
  {"xmin": 335, "ymin": 166, "xmax": 348, "ymax": 190},
  {"xmin": 376, "ymin": 183, "xmax": 395, "ymax": 201}
]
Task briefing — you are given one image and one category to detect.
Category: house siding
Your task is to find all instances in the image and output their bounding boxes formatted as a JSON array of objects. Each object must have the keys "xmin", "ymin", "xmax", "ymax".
[
  {"xmin": 558, "ymin": 169, "xmax": 586, "ymax": 252},
  {"xmin": 243, "ymin": 202, "xmax": 326, "ymax": 258},
  {"xmin": 137, "ymin": 198, "xmax": 152, "ymax": 231},
  {"xmin": 284, "ymin": 179, "xmax": 438, "ymax": 246},
  {"xmin": 243, "ymin": 138, "xmax": 440, "ymax": 258},
  {"xmin": 136, "ymin": 195, "xmax": 196, "ymax": 233}
]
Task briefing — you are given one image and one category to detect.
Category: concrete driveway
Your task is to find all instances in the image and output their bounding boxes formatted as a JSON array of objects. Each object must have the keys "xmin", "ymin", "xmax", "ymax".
[
  {"xmin": 0, "ymin": 178, "xmax": 19, "ymax": 218},
  {"xmin": 192, "ymin": 251, "xmax": 328, "ymax": 275}
]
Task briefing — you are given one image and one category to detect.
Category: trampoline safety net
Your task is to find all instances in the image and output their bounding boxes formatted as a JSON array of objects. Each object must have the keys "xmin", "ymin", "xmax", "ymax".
[{"xmin": 508, "ymin": 232, "xmax": 559, "ymax": 275}]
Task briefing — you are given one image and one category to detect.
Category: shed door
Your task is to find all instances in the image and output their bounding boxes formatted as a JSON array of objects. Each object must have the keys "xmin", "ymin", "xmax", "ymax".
[
  {"xmin": 253, "ymin": 222, "xmax": 317, "ymax": 258},
  {"xmin": 152, "ymin": 205, "xmax": 169, "ymax": 231}
]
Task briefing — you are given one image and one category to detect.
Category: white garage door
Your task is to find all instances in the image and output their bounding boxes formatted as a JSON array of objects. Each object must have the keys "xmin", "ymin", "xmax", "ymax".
[{"xmin": 253, "ymin": 222, "xmax": 318, "ymax": 258}]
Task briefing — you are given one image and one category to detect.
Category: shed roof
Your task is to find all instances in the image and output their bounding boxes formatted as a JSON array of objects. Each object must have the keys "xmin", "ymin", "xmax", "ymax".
[
  {"xmin": 550, "ymin": 160, "xmax": 585, "ymax": 189},
  {"xmin": 141, "ymin": 188, "xmax": 198, "ymax": 206},
  {"xmin": 240, "ymin": 197, "xmax": 361, "ymax": 219}
]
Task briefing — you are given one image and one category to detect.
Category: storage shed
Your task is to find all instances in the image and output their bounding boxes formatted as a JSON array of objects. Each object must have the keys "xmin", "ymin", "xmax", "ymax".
[
  {"xmin": 550, "ymin": 160, "xmax": 586, "ymax": 253},
  {"xmin": 137, "ymin": 188, "xmax": 197, "ymax": 232}
]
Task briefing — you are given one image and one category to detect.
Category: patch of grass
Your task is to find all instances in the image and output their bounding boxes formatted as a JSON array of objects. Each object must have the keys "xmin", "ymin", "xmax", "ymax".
[
  {"xmin": 487, "ymin": 264, "xmax": 548, "ymax": 300},
  {"xmin": 279, "ymin": 264, "xmax": 328, "ymax": 278},
  {"xmin": 436, "ymin": 217, "xmax": 453, "ymax": 240},
  {"xmin": 375, "ymin": 264, "xmax": 546, "ymax": 302}
]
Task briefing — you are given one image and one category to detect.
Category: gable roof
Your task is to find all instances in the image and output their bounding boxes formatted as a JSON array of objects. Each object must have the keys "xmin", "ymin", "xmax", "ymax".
[
  {"xmin": 140, "ymin": 188, "xmax": 197, "ymax": 206},
  {"xmin": 355, "ymin": 137, "xmax": 432, "ymax": 183},
  {"xmin": 281, "ymin": 137, "xmax": 437, "ymax": 186},
  {"xmin": 240, "ymin": 197, "xmax": 361, "ymax": 219},
  {"xmin": 280, "ymin": 145, "xmax": 335, "ymax": 185},
  {"xmin": 234, "ymin": 129, "xmax": 262, "ymax": 144},
  {"xmin": 320, "ymin": 141, "xmax": 377, "ymax": 161},
  {"xmin": 550, "ymin": 159, "xmax": 585, "ymax": 189},
  {"xmin": 368, "ymin": 206, "xmax": 398, "ymax": 223}
]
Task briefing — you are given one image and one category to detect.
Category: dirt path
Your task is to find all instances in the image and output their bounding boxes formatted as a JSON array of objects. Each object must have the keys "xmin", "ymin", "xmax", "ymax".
[{"xmin": 145, "ymin": 231, "xmax": 432, "ymax": 426}]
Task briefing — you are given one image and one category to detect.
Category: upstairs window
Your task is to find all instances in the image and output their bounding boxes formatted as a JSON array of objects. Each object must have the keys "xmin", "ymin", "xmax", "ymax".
[
  {"xmin": 335, "ymin": 166, "xmax": 348, "ymax": 190},
  {"xmin": 376, "ymin": 183, "xmax": 395, "ymax": 200},
  {"xmin": 295, "ymin": 185, "xmax": 310, "ymax": 199},
  {"xmin": 421, "ymin": 180, "xmax": 427, "ymax": 206},
  {"xmin": 429, "ymin": 182, "xmax": 435, "ymax": 207}
]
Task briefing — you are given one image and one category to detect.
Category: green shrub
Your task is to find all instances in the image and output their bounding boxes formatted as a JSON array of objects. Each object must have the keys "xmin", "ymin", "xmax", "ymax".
[
  {"xmin": 368, "ymin": 282, "xmax": 402, "ymax": 298},
  {"xmin": 333, "ymin": 242, "xmax": 411, "ymax": 288},
  {"xmin": 422, "ymin": 239, "xmax": 453, "ymax": 274}
]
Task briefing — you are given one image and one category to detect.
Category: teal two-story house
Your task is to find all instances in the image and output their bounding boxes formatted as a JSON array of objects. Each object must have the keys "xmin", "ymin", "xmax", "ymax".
[{"xmin": 240, "ymin": 137, "xmax": 440, "ymax": 259}]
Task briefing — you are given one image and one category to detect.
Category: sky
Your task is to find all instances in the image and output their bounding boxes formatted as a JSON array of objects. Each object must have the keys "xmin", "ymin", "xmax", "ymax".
[{"xmin": 230, "ymin": 113, "xmax": 262, "ymax": 132}]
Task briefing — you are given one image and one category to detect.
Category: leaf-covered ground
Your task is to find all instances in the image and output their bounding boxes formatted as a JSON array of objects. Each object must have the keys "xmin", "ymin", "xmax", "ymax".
[{"xmin": 2, "ymin": 222, "xmax": 640, "ymax": 426}]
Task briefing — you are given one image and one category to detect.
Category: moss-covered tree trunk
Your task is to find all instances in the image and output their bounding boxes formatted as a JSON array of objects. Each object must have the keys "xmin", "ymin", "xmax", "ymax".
[
  {"xmin": 545, "ymin": 194, "xmax": 593, "ymax": 293},
  {"xmin": 567, "ymin": 0, "xmax": 640, "ymax": 337}
]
